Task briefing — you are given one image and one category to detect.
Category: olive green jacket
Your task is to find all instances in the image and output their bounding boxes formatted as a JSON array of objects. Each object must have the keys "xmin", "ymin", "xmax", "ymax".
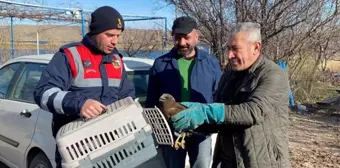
[{"xmin": 213, "ymin": 56, "xmax": 291, "ymax": 168}]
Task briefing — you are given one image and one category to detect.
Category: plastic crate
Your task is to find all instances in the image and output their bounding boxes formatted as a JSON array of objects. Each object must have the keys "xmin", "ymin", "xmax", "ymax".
[{"xmin": 56, "ymin": 97, "xmax": 172, "ymax": 168}]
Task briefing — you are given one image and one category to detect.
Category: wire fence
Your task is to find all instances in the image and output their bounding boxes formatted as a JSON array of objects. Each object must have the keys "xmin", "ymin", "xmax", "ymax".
[{"xmin": 0, "ymin": 1, "xmax": 172, "ymax": 64}]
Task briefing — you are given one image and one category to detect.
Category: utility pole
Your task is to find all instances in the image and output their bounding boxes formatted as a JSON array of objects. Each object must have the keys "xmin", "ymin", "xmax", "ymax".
[
  {"xmin": 10, "ymin": 16, "xmax": 14, "ymax": 59},
  {"xmin": 36, "ymin": 30, "xmax": 39, "ymax": 55}
]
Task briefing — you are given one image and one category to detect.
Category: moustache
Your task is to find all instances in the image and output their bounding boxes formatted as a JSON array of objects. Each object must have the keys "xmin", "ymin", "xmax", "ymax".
[
  {"xmin": 230, "ymin": 58, "xmax": 239, "ymax": 63},
  {"xmin": 177, "ymin": 45, "xmax": 190, "ymax": 49}
]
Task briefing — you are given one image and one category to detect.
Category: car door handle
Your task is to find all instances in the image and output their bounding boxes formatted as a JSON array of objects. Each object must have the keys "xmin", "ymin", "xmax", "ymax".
[{"xmin": 20, "ymin": 109, "xmax": 32, "ymax": 118}]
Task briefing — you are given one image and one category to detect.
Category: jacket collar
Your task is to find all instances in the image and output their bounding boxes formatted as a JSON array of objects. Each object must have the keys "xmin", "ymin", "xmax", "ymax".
[
  {"xmin": 82, "ymin": 34, "xmax": 120, "ymax": 63},
  {"xmin": 242, "ymin": 55, "xmax": 265, "ymax": 76},
  {"xmin": 163, "ymin": 47, "xmax": 206, "ymax": 61},
  {"xmin": 227, "ymin": 55, "xmax": 265, "ymax": 93},
  {"xmin": 229, "ymin": 55, "xmax": 265, "ymax": 80}
]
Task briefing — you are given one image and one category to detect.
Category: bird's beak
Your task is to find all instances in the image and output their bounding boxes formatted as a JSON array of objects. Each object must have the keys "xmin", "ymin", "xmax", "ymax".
[{"xmin": 159, "ymin": 96, "xmax": 166, "ymax": 101}]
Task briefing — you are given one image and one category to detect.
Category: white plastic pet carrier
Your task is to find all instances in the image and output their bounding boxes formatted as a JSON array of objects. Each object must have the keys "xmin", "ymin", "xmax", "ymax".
[{"xmin": 56, "ymin": 97, "xmax": 173, "ymax": 168}]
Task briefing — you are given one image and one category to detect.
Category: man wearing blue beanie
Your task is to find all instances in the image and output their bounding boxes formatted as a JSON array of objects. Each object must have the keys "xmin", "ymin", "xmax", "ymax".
[
  {"xmin": 88, "ymin": 6, "xmax": 125, "ymax": 52},
  {"xmin": 34, "ymin": 6, "xmax": 135, "ymax": 168}
]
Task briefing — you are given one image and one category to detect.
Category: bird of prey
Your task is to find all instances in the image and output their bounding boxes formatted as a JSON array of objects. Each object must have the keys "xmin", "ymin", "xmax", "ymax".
[
  {"xmin": 158, "ymin": 93, "xmax": 187, "ymax": 120},
  {"xmin": 158, "ymin": 93, "xmax": 191, "ymax": 150}
]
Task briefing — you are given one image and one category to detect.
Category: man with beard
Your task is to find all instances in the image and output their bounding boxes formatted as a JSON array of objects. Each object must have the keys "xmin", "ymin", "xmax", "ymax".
[
  {"xmin": 33, "ymin": 6, "xmax": 135, "ymax": 168},
  {"xmin": 169, "ymin": 22, "xmax": 291, "ymax": 168},
  {"xmin": 145, "ymin": 16, "xmax": 222, "ymax": 168}
]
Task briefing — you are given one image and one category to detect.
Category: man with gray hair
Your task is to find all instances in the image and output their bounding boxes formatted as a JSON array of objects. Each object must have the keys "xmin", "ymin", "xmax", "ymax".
[{"xmin": 168, "ymin": 22, "xmax": 291, "ymax": 168}]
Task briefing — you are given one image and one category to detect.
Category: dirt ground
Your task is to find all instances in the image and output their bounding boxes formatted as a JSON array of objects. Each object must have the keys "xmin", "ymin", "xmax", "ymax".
[{"xmin": 289, "ymin": 110, "xmax": 340, "ymax": 168}]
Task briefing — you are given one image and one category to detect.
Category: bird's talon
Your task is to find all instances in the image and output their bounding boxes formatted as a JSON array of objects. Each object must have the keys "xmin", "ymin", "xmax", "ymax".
[
  {"xmin": 180, "ymin": 132, "xmax": 186, "ymax": 149},
  {"xmin": 174, "ymin": 134, "xmax": 181, "ymax": 150},
  {"xmin": 174, "ymin": 136, "xmax": 181, "ymax": 150},
  {"xmin": 173, "ymin": 132, "xmax": 187, "ymax": 150}
]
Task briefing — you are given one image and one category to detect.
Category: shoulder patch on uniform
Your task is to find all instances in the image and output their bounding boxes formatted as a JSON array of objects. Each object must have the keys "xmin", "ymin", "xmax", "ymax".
[{"xmin": 112, "ymin": 54, "xmax": 122, "ymax": 69}]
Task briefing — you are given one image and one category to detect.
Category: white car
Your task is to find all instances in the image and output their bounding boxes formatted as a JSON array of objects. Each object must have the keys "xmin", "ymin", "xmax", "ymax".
[{"xmin": 0, "ymin": 54, "xmax": 154, "ymax": 168}]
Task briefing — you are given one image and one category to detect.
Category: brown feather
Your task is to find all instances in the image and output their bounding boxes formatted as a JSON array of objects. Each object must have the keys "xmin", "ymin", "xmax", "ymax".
[{"xmin": 158, "ymin": 93, "xmax": 187, "ymax": 120}]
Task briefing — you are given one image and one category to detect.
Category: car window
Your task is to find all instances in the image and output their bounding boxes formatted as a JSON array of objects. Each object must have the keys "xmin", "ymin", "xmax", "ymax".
[
  {"xmin": 127, "ymin": 70, "xmax": 149, "ymax": 98},
  {"xmin": 10, "ymin": 63, "xmax": 46, "ymax": 103},
  {"xmin": 0, "ymin": 63, "xmax": 21, "ymax": 98}
]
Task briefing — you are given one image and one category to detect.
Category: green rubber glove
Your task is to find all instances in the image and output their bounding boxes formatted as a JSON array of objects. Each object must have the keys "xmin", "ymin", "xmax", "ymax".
[{"xmin": 170, "ymin": 103, "xmax": 225, "ymax": 131}]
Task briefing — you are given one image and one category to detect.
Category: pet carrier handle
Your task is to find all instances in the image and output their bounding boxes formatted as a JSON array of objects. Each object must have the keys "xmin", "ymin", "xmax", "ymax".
[{"xmin": 80, "ymin": 107, "xmax": 107, "ymax": 122}]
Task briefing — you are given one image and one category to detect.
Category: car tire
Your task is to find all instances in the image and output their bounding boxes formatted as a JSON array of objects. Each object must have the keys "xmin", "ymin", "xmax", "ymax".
[{"xmin": 29, "ymin": 152, "xmax": 52, "ymax": 168}]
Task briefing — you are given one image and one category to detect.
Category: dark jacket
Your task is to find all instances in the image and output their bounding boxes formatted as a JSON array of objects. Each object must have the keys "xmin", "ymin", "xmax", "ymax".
[
  {"xmin": 145, "ymin": 47, "xmax": 222, "ymax": 108},
  {"xmin": 213, "ymin": 56, "xmax": 291, "ymax": 168},
  {"xmin": 33, "ymin": 35, "xmax": 135, "ymax": 137}
]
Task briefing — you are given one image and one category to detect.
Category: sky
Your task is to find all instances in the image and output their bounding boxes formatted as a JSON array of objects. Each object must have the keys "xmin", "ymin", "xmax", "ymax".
[{"xmin": 10, "ymin": 0, "xmax": 178, "ymax": 29}]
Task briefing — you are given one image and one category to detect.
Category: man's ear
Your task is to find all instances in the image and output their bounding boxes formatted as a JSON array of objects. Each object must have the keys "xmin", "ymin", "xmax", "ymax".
[
  {"xmin": 254, "ymin": 41, "xmax": 262, "ymax": 53},
  {"xmin": 195, "ymin": 30, "xmax": 199, "ymax": 42}
]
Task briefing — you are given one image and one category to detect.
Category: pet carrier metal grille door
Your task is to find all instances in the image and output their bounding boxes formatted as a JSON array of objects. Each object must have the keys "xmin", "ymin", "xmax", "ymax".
[{"xmin": 142, "ymin": 107, "xmax": 174, "ymax": 146}]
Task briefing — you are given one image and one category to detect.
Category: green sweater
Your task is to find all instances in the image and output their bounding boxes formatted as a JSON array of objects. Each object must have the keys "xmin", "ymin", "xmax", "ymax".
[{"xmin": 177, "ymin": 57, "xmax": 195, "ymax": 101}]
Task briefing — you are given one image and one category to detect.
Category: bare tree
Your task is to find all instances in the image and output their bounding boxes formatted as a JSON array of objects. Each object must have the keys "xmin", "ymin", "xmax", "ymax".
[
  {"xmin": 161, "ymin": 0, "xmax": 340, "ymax": 60},
  {"xmin": 120, "ymin": 29, "xmax": 163, "ymax": 58},
  {"xmin": 161, "ymin": 0, "xmax": 340, "ymax": 103},
  {"xmin": 162, "ymin": 0, "xmax": 231, "ymax": 61}
]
